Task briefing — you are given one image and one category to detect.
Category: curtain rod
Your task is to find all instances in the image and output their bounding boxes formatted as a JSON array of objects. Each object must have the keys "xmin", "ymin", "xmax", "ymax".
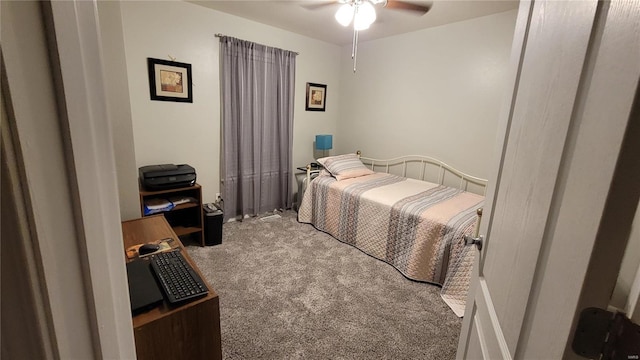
[{"xmin": 215, "ymin": 33, "xmax": 299, "ymax": 55}]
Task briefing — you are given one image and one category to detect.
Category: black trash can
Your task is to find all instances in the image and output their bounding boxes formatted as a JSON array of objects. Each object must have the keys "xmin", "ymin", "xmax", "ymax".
[{"xmin": 203, "ymin": 203, "xmax": 223, "ymax": 246}]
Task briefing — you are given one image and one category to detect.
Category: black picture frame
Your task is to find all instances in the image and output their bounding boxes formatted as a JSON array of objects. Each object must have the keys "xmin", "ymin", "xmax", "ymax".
[
  {"xmin": 305, "ymin": 82, "xmax": 327, "ymax": 111},
  {"xmin": 147, "ymin": 58, "xmax": 193, "ymax": 103}
]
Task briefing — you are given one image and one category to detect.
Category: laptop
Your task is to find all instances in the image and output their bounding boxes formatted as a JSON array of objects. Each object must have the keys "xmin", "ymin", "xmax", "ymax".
[{"xmin": 126, "ymin": 259, "xmax": 164, "ymax": 315}]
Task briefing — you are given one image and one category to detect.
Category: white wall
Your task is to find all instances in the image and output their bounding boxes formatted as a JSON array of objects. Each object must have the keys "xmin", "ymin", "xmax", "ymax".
[
  {"xmin": 337, "ymin": 10, "xmax": 518, "ymax": 179},
  {"xmin": 120, "ymin": 0, "xmax": 342, "ymax": 203}
]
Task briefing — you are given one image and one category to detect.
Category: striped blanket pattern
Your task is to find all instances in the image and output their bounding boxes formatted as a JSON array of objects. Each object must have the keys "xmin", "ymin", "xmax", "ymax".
[{"xmin": 297, "ymin": 172, "xmax": 484, "ymax": 316}]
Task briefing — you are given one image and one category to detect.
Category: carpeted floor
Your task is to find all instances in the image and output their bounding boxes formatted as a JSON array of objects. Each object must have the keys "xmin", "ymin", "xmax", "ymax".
[{"xmin": 186, "ymin": 210, "xmax": 461, "ymax": 359}]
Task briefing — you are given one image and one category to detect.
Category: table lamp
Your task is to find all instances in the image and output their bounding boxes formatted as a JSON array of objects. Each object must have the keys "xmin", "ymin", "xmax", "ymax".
[{"xmin": 315, "ymin": 134, "xmax": 333, "ymax": 158}]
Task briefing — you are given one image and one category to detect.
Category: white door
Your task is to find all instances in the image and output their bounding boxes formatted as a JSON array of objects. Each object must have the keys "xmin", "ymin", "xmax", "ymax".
[{"xmin": 457, "ymin": 1, "xmax": 640, "ymax": 359}]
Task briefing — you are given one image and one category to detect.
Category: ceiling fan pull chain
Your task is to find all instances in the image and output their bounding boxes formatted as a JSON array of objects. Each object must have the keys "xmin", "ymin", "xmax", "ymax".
[
  {"xmin": 351, "ymin": 4, "xmax": 359, "ymax": 73},
  {"xmin": 351, "ymin": 24, "xmax": 357, "ymax": 59},
  {"xmin": 353, "ymin": 30, "xmax": 359, "ymax": 73}
]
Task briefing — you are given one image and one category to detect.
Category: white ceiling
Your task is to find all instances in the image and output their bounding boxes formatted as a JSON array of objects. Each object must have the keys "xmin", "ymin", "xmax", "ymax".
[{"xmin": 187, "ymin": 0, "xmax": 520, "ymax": 46}]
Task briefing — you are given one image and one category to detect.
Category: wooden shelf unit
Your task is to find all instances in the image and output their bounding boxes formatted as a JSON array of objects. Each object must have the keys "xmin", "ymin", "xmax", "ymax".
[{"xmin": 139, "ymin": 183, "xmax": 205, "ymax": 246}]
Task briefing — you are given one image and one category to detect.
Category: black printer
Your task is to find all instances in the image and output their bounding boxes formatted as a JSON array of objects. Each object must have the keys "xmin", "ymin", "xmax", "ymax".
[{"xmin": 138, "ymin": 164, "xmax": 196, "ymax": 190}]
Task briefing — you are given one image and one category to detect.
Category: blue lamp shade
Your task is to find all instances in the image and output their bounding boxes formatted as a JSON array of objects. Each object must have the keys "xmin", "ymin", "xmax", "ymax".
[{"xmin": 315, "ymin": 135, "xmax": 333, "ymax": 151}]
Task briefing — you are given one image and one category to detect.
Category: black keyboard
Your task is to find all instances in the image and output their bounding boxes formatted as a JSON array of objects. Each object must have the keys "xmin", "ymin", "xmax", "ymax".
[{"xmin": 149, "ymin": 250, "xmax": 208, "ymax": 304}]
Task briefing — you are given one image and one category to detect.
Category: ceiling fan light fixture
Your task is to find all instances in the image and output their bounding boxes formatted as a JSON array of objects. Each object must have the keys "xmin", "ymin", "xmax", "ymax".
[
  {"xmin": 353, "ymin": 18, "xmax": 371, "ymax": 31},
  {"xmin": 353, "ymin": 1, "xmax": 376, "ymax": 30},
  {"xmin": 335, "ymin": 4, "xmax": 355, "ymax": 27}
]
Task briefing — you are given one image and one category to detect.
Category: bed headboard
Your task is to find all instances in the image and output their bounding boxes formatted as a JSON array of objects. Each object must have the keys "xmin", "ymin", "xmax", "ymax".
[{"xmin": 356, "ymin": 151, "xmax": 488, "ymax": 196}]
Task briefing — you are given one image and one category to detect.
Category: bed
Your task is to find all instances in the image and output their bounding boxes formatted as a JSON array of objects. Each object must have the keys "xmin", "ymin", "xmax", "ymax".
[{"xmin": 297, "ymin": 152, "xmax": 487, "ymax": 316}]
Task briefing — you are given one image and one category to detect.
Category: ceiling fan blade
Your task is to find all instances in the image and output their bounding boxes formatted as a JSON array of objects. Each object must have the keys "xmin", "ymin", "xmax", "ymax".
[
  {"xmin": 301, "ymin": 1, "xmax": 339, "ymax": 11},
  {"xmin": 384, "ymin": 1, "xmax": 432, "ymax": 15}
]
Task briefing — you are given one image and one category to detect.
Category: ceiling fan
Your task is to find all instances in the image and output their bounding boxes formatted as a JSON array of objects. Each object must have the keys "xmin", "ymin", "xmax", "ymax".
[{"xmin": 313, "ymin": 0, "xmax": 432, "ymax": 72}]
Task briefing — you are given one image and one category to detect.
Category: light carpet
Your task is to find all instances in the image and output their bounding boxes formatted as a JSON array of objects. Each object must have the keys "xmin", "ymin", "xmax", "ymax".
[{"xmin": 186, "ymin": 210, "xmax": 461, "ymax": 359}]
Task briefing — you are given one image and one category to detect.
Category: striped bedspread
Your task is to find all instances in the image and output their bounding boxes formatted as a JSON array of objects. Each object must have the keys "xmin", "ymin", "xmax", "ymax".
[{"xmin": 297, "ymin": 172, "xmax": 484, "ymax": 316}]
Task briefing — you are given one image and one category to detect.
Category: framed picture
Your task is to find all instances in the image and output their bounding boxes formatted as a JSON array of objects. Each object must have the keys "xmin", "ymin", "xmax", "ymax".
[
  {"xmin": 305, "ymin": 82, "xmax": 327, "ymax": 111},
  {"xmin": 147, "ymin": 58, "xmax": 193, "ymax": 103}
]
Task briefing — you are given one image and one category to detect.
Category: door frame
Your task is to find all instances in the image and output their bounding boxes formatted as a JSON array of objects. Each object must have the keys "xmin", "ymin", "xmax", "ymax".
[{"xmin": 2, "ymin": 0, "xmax": 136, "ymax": 358}]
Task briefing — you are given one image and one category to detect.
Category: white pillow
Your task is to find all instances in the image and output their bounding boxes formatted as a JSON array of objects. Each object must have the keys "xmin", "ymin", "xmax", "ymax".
[{"xmin": 317, "ymin": 153, "xmax": 374, "ymax": 181}]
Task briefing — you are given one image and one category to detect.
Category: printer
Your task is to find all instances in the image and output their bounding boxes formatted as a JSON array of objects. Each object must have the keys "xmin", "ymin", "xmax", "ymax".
[{"xmin": 138, "ymin": 164, "xmax": 196, "ymax": 190}]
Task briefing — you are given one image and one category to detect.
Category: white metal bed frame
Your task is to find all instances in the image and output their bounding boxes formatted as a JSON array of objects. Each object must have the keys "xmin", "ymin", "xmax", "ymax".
[
  {"xmin": 356, "ymin": 151, "xmax": 488, "ymax": 195},
  {"xmin": 305, "ymin": 151, "xmax": 487, "ymax": 195},
  {"xmin": 304, "ymin": 151, "xmax": 488, "ymax": 236}
]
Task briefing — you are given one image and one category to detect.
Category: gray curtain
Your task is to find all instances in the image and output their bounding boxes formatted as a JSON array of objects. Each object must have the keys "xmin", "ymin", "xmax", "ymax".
[{"xmin": 219, "ymin": 36, "xmax": 296, "ymax": 220}]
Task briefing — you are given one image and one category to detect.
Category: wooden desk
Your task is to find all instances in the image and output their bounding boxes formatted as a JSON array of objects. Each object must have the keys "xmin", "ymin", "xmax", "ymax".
[{"xmin": 122, "ymin": 215, "xmax": 222, "ymax": 360}]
